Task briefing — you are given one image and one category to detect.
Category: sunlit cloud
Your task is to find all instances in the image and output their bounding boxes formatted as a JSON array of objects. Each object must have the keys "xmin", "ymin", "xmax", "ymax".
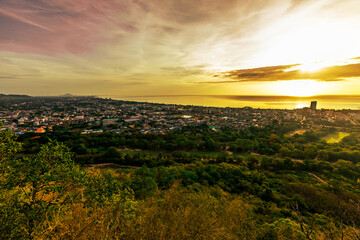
[{"xmin": 205, "ymin": 60, "xmax": 360, "ymax": 83}]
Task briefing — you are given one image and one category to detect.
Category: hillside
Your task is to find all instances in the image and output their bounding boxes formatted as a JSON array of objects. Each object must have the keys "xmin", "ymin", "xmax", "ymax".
[
  {"xmin": 1, "ymin": 121, "xmax": 360, "ymax": 239},
  {"xmin": 0, "ymin": 93, "xmax": 32, "ymax": 100}
]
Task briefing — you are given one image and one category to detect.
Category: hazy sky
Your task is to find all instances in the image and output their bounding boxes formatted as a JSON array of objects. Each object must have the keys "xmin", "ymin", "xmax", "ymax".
[{"xmin": 1, "ymin": 0, "xmax": 360, "ymax": 96}]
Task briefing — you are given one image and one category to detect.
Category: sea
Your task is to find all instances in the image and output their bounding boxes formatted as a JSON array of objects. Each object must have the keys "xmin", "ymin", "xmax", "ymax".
[{"xmin": 102, "ymin": 95, "xmax": 360, "ymax": 110}]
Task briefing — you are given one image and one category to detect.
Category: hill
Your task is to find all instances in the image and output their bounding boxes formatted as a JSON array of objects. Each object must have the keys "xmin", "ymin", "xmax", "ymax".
[{"xmin": 0, "ymin": 93, "xmax": 32, "ymax": 100}]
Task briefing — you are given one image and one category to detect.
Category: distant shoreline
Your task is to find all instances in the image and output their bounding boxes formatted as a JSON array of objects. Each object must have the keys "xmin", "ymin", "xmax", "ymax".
[
  {"xmin": 105, "ymin": 95, "xmax": 360, "ymax": 110},
  {"xmin": 2, "ymin": 94, "xmax": 360, "ymax": 110},
  {"xmin": 98, "ymin": 94, "xmax": 360, "ymax": 100}
]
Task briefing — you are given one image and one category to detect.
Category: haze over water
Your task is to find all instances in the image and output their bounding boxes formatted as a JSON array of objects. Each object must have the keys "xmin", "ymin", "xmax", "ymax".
[{"xmin": 107, "ymin": 95, "xmax": 360, "ymax": 110}]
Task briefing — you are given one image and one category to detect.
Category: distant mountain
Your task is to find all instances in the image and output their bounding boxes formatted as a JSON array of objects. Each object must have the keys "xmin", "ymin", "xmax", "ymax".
[{"xmin": 0, "ymin": 94, "xmax": 32, "ymax": 100}]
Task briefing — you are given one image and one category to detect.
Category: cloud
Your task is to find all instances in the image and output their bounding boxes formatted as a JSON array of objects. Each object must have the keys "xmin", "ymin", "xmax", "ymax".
[
  {"xmin": 0, "ymin": 0, "xmax": 287, "ymax": 59},
  {"xmin": 161, "ymin": 65, "xmax": 208, "ymax": 76},
  {"xmin": 0, "ymin": 74, "xmax": 41, "ymax": 79},
  {"xmin": 136, "ymin": 0, "xmax": 242, "ymax": 25},
  {"xmin": 123, "ymin": 81, "xmax": 149, "ymax": 86},
  {"xmin": 0, "ymin": 0, "xmax": 129, "ymax": 55},
  {"xmin": 1, "ymin": 0, "xmax": 360, "ymax": 96},
  {"xmin": 206, "ymin": 62, "xmax": 360, "ymax": 83},
  {"xmin": 208, "ymin": 64, "xmax": 299, "ymax": 82},
  {"xmin": 0, "ymin": 8, "xmax": 54, "ymax": 32}
]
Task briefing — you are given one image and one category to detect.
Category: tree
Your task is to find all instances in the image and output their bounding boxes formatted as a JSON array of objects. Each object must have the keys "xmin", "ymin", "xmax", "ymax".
[
  {"xmin": 216, "ymin": 151, "xmax": 229, "ymax": 163},
  {"xmin": 0, "ymin": 123, "xmax": 22, "ymax": 164},
  {"xmin": 0, "ymin": 140, "xmax": 84, "ymax": 239},
  {"xmin": 130, "ymin": 166, "xmax": 158, "ymax": 199},
  {"xmin": 291, "ymin": 203, "xmax": 316, "ymax": 240}
]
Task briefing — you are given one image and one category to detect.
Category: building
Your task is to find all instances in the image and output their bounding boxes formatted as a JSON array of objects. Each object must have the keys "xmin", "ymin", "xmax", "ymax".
[
  {"xmin": 34, "ymin": 127, "xmax": 46, "ymax": 133},
  {"xmin": 310, "ymin": 101, "xmax": 317, "ymax": 111},
  {"xmin": 102, "ymin": 118, "xmax": 119, "ymax": 126}
]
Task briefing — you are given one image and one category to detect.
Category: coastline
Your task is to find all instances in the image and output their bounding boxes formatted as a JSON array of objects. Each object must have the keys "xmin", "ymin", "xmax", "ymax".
[{"xmin": 103, "ymin": 95, "xmax": 360, "ymax": 110}]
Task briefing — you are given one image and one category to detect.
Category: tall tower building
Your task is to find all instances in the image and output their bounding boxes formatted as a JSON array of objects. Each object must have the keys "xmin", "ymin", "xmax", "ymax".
[{"xmin": 310, "ymin": 101, "xmax": 317, "ymax": 111}]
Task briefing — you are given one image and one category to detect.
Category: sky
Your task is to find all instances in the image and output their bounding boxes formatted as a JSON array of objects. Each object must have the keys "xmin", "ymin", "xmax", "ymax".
[{"xmin": 1, "ymin": 0, "xmax": 360, "ymax": 97}]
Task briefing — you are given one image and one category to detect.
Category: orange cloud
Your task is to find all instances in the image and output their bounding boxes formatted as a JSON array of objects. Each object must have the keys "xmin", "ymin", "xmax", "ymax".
[{"xmin": 207, "ymin": 62, "xmax": 360, "ymax": 83}]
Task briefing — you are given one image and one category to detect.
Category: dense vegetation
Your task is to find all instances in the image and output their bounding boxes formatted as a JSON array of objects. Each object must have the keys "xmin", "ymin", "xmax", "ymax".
[{"xmin": 1, "ymin": 122, "xmax": 360, "ymax": 239}]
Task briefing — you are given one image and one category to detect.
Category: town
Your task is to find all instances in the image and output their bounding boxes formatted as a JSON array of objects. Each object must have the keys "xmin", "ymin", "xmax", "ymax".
[{"xmin": 1, "ymin": 96, "xmax": 359, "ymax": 135}]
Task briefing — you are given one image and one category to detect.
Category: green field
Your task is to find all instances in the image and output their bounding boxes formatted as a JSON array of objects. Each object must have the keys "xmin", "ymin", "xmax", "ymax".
[{"xmin": 321, "ymin": 132, "xmax": 350, "ymax": 143}]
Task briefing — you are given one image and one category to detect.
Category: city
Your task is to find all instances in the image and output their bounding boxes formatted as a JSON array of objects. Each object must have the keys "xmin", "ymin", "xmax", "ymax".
[{"xmin": 1, "ymin": 96, "xmax": 359, "ymax": 135}]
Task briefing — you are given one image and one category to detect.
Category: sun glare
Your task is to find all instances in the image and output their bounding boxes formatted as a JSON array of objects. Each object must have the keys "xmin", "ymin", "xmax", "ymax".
[
  {"xmin": 295, "ymin": 103, "xmax": 308, "ymax": 109},
  {"xmin": 253, "ymin": 14, "xmax": 360, "ymax": 69},
  {"xmin": 283, "ymin": 61, "xmax": 334, "ymax": 73},
  {"xmin": 296, "ymin": 62, "xmax": 332, "ymax": 72},
  {"xmin": 273, "ymin": 80, "xmax": 323, "ymax": 97}
]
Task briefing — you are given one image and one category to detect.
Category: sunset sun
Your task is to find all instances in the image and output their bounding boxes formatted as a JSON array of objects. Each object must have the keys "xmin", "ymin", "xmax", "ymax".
[
  {"xmin": 296, "ymin": 62, "xmax": 333, "ymax": 73},
  {"xmin": 274, "ymin": 80, "xmax": 323, "ymax": 97}
]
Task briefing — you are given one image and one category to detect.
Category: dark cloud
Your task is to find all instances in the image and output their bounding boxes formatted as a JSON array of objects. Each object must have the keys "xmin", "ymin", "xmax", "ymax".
[
  {"xmin": 210, "ymin": 64, "xmax": 299, "ymax": 82},
  {"xmin": 207, "ymin": 62, "xmax": 360, "ymax": 83}
]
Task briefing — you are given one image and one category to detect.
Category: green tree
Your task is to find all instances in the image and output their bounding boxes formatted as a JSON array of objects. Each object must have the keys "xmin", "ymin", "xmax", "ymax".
[
  {"xmin": 0, "ymin": 123, "xmax": 22, "ymax": 164},
  {"xmin": 0, "ymin": 140, "xmax": 84, "ymax": 239},
  {"xmin": 131, "ymin": 166, "xmax": 158, "ymax": 199}
]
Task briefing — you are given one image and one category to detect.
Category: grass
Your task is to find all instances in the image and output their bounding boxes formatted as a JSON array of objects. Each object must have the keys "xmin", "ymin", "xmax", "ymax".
[{"xmin": 321, "ymin": 132, "xmax": 350, "ymax": 143}]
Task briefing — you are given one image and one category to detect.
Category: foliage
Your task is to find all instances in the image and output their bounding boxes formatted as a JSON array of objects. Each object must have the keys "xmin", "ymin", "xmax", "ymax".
[
  {"xmin": 0, "ymin": 140, "xmax": 84, "ymax": 239},
  {"xmin": 1, "ymin": 124, "xmax": 360, "ymax": 239}
]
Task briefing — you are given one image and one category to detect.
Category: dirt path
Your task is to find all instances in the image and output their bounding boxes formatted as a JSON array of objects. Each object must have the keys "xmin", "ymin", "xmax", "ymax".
[
  {"xmin": 82, "ymin": 163, "xmax": 140, "ymax": 170},
  {"xmin": 308, "ymin": 172, "xmax": 328, "ymax": 185},
  {"xmin": 117, "ymin": 147, "xmax": 142, "ymax": 152},
  {"xmin": 286, "ymin": 129, "xmax": 308, "ymax": 137}
]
